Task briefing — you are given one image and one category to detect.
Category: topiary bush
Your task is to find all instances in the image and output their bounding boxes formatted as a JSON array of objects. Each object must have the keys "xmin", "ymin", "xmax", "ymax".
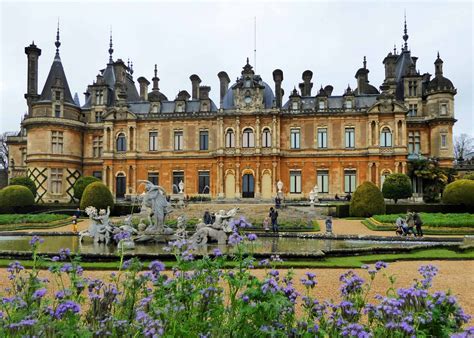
[
  {"xmin": 80, "ymin": 182, "xmax": 114, "ymax": 211},
  {"xmin": 350, "ymin": 181, "xmax": 386, "ymax": 217},
  {"xmin": 0, "ymin": 185, "xmax": 35, "ymax": 213},
  {"xmin": 382, "ymin": 173, "xmax": 412, "ymax": 203},
  {"xmin": 9, "ymin": 176, "xmax": 37, "ymax": 198},
  {"xmin": 73, "ymin": 176, "xmax": 101, "ymax": 200},
  {"xmin": 442, "ymin": 179, "xmax": 474, "ymax": 209}
]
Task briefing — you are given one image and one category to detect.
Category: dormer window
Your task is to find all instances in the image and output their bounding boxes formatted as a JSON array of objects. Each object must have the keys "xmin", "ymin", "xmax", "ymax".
[
  {"xmin": 292, "ymin": 101, "xmax": 299, "ymax": 110},
  {"xmin": 151, "ymin": 104, "xmax": 159, "ymax": 113},
  {"xmin": 345, "ymin": 100, "xmax": 353, "ymax": 109},
  {"xmin": 245, "ymin": 78, "xmax": 252, "ymax": 88},
  {"xmin": 95, "ymin": 90, "xmax": 104, "ymax": 105},
  {"xmin": 408, "ymin": 81, "xmax": 418, "ymax": 96},
  {"xmin": 176, "ymin": 103, "xmax": 184, "ymax": 113},
  {"xmin": 55, "ymin": 91, "xmax": 61, "ymax": 101},
  {"xmin": 95, "ymin": 111, "xmax": 102, "ymax": 122},
  {"xmin": 318, "ymin": 101, "xmax": 325, "ymax": 110}
]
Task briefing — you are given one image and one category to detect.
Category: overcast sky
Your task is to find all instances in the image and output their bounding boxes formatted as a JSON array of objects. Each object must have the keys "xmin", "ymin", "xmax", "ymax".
[{"xmin": 1, "ymin": 0, "xmax": 473, "ymax": 136}]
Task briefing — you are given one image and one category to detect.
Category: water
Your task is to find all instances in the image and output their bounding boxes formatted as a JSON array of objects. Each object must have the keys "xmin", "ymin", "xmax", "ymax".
[{"xmin": 0, "ymin": 236, "xmax": 440, "ymax": 256}]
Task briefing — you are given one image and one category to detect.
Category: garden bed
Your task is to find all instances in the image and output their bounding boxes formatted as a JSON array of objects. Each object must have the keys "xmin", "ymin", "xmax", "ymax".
[{"xmin": 0, "ymin": 214, "xmax": 73, "ymax": 231}]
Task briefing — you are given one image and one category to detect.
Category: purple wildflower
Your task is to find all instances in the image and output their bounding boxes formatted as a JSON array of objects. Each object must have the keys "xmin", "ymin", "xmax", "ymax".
[
  {"xmin": 32, "ymin": 288, "xmax": 47, "ymax": 300},
  {"xmin": 149, "ymin": 260, "xmax": 165, "ymax": 274},
  {"xmin": 114, "ymin": 230, "xmax": 131, "ymax": 242},
  {"xmin": 59, "ymin": 248, "xmax": 71, "ymax": 260},
  {"xmin": 339, "ymin": 270, "xmax": 365, "ymax": 297},
  {"xmin": 7, "ymin": 261, "xmax": 24, "ymax": 274},
  {"xmin": 228, "ymin": 232, "xmax": 243, "ymax": 245},
  {"xmin": 246, "ymin": 233, "xmax": 258, "ymax": 241},
  {"xmin": 29, "ymin": 235, "xmax": 44, "ymax": 246},
  {"xmin": 213, "ymin": 248, "xmax": 223, "ymax": 257},
  {"xmin": 375, "ymin": 261, "xmax": 388, "ymax": 270},
  {"xmin": 54, "ymin": 300, "xmax": 81, "ymax": 319}
]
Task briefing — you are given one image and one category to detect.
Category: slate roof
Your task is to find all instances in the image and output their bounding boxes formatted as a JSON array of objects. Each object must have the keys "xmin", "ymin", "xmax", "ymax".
[
  {"xmin": 282, "ymin": 95, "xmax": 377, "ymax": 110},
  {"xmin": 222, "ymin": 81, "xmax": 275, "ymax": 109},
  {"xmin": 39, "ymin": 53, "xmax": 76, "ymax": 105}
]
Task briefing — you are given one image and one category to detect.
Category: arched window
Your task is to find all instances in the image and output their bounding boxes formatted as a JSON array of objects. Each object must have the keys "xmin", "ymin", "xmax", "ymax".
[
  {"xmin": 116, "ymin": 133, "xmax": 127, "ymax": 152},
  {"xmin": 242, "ymin": 128, "xmax": 255, "ymax": 148},
  {"xmin": 262, "ymin": 128, "xmax": 271, "ymax": 148},
  {"xmin": 380, "ymin": 127, "xmax": 392, "ymax": 147},
  {"xmin": 225, "ymin": 129, "xmax": 235, "ymax": 148}
]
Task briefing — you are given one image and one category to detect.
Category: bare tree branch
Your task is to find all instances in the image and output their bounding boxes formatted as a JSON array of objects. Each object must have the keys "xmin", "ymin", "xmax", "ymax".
[{"xmin": 454, "ymin": 133, "xmax": 474, "ymax": 160}]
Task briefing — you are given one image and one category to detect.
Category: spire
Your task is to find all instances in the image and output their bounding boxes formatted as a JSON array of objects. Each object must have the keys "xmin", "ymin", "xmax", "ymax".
[
  {"xmin": 55, "ymin": 19, "xmax": 61, "ymax": 60},
  {"xmin": 152, "ymin": 64, "xmax": 160, "ymax": 90},
  {"xmin": 403, "ymin": 12, "xmax": 409, "ymax": 51},
  {"xmin": 130, "ymin": 60, "xmax": 134, "ymax": 75},
  {"xmin": 108, "ymin": 28, "xmax": 114, "ymax": 63},
  {"xmin": 363, "ymin": 56, "xmax": 367, "ymax": 69}
]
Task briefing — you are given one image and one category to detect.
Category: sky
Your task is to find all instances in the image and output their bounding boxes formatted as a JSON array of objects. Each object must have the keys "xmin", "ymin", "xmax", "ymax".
[{"xmin": 1, "ymin": 0, "xmax": 473, "ymax": 136}]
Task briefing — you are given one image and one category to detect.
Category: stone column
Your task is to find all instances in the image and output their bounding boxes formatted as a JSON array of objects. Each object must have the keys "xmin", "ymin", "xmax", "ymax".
[
  {"xmin": 133, "ymin": 127, "xmax": 137, "ymax": 152},
  {"xmin": 235, "ymin": 162, "xmax": 241, "ymax": 198},
  {"xmin": 375, "ymin": 121, "xmax": 380, "ymax": 146},
  {"xmin": 375, "ymin": 163, "xmax": 380, "ymax": 187},
  {"xmin": 402, "ymin": 161, "xmax": 407, "ymax": 174},
  {"xmin": 218, "ymin": 117, "xmax": 224, "ymax": 149},
  {"xmin": 235, "ymin": 117, "xmax": 240, "ymax": 154},
  {"xmin": 394, "ymin": 121, "xmax": 399, "ymax": 146},
  {"xmin": 368, "ymin": 162, "xmax": 373, "ymax": 182},
  {"xmin": 368, "ymin": 122, "xmax": 372, "ymax": 146},
  {"xmin": 102, "ymin": 165, "xmax": 107, "ymax": 185},
  {"xmin": 395, "ymin": 162, "xmax": 400, "ymax": 173},
  {"xmin": 256, "ymin": 116, "xmax": 261, "ymax": 149},
  {"xmin": 272, "ymin": 161, "xmax": 278, "ymax": 195},
  {"xmin": 255, "ymin": 162, "xmax": 261, "ymax": 199},
  {"xmin": 132, "ymin": 165, "xmax": 137, "ymax": 194},
  {"xmin": 217, "ymin": 161, "xmax": 224, "ymax": 198},
  {"xmin": 272, "ymin": 116, "xmax": 277, "ymax": 151}
]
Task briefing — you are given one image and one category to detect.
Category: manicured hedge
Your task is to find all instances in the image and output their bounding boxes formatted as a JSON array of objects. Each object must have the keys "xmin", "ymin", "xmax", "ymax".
[
  {"xmin": 73, "ymin": 176, "xmax": 101, "ymax": 200},
  {"xmin": 9, "ymin": 176, "xmax": 37, "ymax": 197},
  {"xmin": 0, "ymin": 185, "xmax": 35, "ymax": 213},
  {"xmin": 382, "ymin": 173, "xmax": 412, "ymax": 203},
  {"xmin": 372, "ymin": 213, "xmax": 474, "ymax": 228},
  {"xmin": 0, "ymin": 213, "xmax": 69, "ymax": 225},
  {"xmin": 442, "ymin": 179, "xmax": 474, "ymax": 209},
  {"xmin": 80, "ymin": 182, "xmax": 114, "ymax": 211},
  {"xmin": 350, "ymin": 182, "xmax": 386, "ymax": 217}
]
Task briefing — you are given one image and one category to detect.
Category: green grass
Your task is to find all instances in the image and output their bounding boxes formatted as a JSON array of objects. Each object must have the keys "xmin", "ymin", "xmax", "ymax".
[
  {"xmin": 1, "ymin": 248, "xmax": 472, "ymax": 270},
  {"xmin": 362, "ymin": 219, "xmax": 474, "ymax": 235},
  {"xmin": 0, "ymin": 214, "xmax": 70, "ymax": 225},
  {"xmin": 372, "ymin": 213, "xmax": 474, "ymax": 228}
]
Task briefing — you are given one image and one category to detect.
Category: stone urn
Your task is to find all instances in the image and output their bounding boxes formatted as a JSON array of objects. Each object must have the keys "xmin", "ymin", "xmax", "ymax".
[
  {"xmin": 178, "ymin": 180, "xmax": 184, "ymax": 194},
  {"xmin": 277, "ymin": 180, "xmax": 283, "ymax": 193}
]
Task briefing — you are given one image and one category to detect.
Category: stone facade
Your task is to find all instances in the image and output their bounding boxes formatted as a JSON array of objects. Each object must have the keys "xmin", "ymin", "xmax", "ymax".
[{"xmin": 7, "ymin": 24, "xmax": 456, "ymax": 203}]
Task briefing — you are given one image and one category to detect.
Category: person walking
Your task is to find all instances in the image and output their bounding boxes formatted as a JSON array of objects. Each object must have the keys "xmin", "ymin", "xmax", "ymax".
[
  {"xmin": 413, "ymin": 211, "xmax": 423, "ymax": 237},
  {"xmin": 269, "ymin": 207, "xmax": 279, "ymax": 233},
  {"xmin": 72, "ymin": 208, "xmax": 81, "ymax": 233},
  {"xmin": 405, "ymin": 210, "xmax": 416, "ymax": 237}
]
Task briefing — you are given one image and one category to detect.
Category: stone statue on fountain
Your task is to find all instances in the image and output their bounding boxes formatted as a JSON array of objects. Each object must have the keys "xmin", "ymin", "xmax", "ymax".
[
  {"xmin": 189, "ymin": 207, "xmax": 239, "ymax": 246},
  {"xmin": 80, "ymin": 206, "xmax": 116, "ymax": 244}
]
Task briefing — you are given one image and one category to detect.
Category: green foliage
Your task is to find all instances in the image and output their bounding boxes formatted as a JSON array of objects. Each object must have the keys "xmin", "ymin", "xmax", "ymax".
[
  {"xmin": 0, "ymin": 213, "xmax": 69, "ymax": 225},
  {"xmin": 442, "ymin": 179, "xmax": 474, "ymax": 208},
  {"xmin": 9, "ymin": 176, "xmax": 37, "ymax": 197},
  {"xmin": 80, "ymin": 182, "xmax": 114, "ymax": 210},
  {"xmin": 382, "ymin": 173, "xmax": 412, "ymax": 203},
  {"xmin": 73, "ymin": 176, "xmax": 100, "ymax": 200},
  {"xmin": 0, "ymin": 185, "xmax": 35, "ymax": 213},
  {"xmin": 350, "ymin": 181, "xmax": 386, "ymax": 217},
  {"xmin": 372, "ymin": 213, "xmax": 474, "ymax": 228},
  {"xmin": 187, "ymin": 195, "xmax": 211, "ymax": 202},
  {"xmin": 462, "ymin": 173, "xmax": 474, "ymax": 180}
]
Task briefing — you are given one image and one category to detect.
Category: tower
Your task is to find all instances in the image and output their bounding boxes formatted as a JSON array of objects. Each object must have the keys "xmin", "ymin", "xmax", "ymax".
[{"xmin": 24, "ymin": 42, "xmax": 42, "ymax": 114}]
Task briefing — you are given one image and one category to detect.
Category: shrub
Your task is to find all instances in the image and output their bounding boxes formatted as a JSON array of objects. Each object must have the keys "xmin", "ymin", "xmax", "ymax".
[
  {"xmin": 80, "ymin": 182, "xmax": 114, "ymax": 211},
  {"xmin": 0, "ymin": 185, "xmax": 35, "ymax": 213},
  {"xmin": 9, "ymin": 176, "xmax": 37, "ymax": 197},
  {"xmin": 73, "ymin": 176, "xmax": 101, "ymax": 200},
  {"xmin": 442, "ymin": 179, "xmax": 474, "ymax": 208},
  {"xmin": 382, "ymin": 173, "xmax": 412, "ymax": 203},
  {"xmin": 350, "ymin": 181, "xmax": 386, "ymax": 217},
  {"xmin": 462, "ymin": 173, "xmax": 474, "ymax": 180}
]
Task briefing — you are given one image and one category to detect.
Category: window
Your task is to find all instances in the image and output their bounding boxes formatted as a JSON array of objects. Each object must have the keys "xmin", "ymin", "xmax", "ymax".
[
  {"xmin": 225, "ymin": 129, "xmax": 235, "ymax": 148},
  {"xmin": 408, "ymin": 131, "xmax": 421, "ymax": 154},
  {"xmin": 199, "ymin": 131, "xmax": 209, "ymax": 150},
  {"xmin": 242, "ymin": 128, "xmax": 254, "ymax": 148},
  {"xmin": 408, "ymin": 81, "xmax": 418, "ymax": 96},
  {"xmin": 198, "ymin": 171, "xmax": 210, "ymax": 194},
  {"xmin": 95, "ymin": 111, "xmax": 103, "ymax": 123},
  {"xmin": 317, "ymin": 170, "xmax": 329, "ymax": 193},
  {"xmin": 345, "ymin": 128, "xmax": 355, "ymax": 148},
  {"xmin": 54, "ymin": 105, "xmax": 61, "ymax": 118},
  {"xmin": 93, "ymin": 136, "xmax": 103, "ymax": 157},
  {"xmin": 55, "ymin": 91, "xmax": 61, "ymax": 101},
  {"xmin": 290, "ymin": 128, "xmax": 300, "ymax": 149},
  {"xmin": 95, "ymin": 90, "xmax": 104, "ymax": 105},
  {"xmin": 262, "ymin": 128, "xmax": 271, "ymax": 148},
  {"xmin": 291, "ymin": 101, "xmax": 299, "ymax": 110},
  {"xmin": 344, "ymin": 170, "xmax": 356, "ymax": 193},
  {"xmin": 440, "ymin": 103, "xmax": 448, "ymax": 116},
  {"xmin": 50, "ymin": 168, "xmax": 63, "ymax": 194},
  {"xmin": 51, "ymin": 131, "xmax": 63, "ymax": 154},
  {"xmin": 345, "ymin": 100, "xmax": 353, "ymax": 109},
  {"xmin": 172, "ymin": 171, "xmax": 184, "ymax": 193},
  {"xmin": 441, "ymin": 134, "xmax": 447, "ymax": 148},
  {"xmin": 151, "ymin": 104, "xmax": 159, "ymax": 113},
  {"xmin": 174, "ymin": 131, "xmax": 183, "ymax": 150},
  {"xmin": 317, "ymin": 128, "xmax": 327, "ymax": 148},
  {"xmin": 176, "ymin": 103, "xmax": 184, "ymax": 113},
  {"xmin": 149, "ymin": 131, "xmax": 158, "ymax": 151},
  {"xmin": 380, "ymin": 127, "xmax": 392, "ymax": 147},
  {"xmin": 408, "ymin": 104, "xmax": 418, "ymax": 117},
  {"xmin": 116, "ymin": 133, "xmax": 126, "ymax": 152},
  {"xmin": 318, "ymin": 100, "xmax": 325, "ymax": 110},
  {"xmin": 290, "ymin": 171, "xmax": 302, "ymax": 193},
  {"xmin": 92, "ymin": 171, "xmax": 102, "ymax": 180},
  {"xmin": 148, "ymin": 172, "xmax": 159, "ymax": 185}
]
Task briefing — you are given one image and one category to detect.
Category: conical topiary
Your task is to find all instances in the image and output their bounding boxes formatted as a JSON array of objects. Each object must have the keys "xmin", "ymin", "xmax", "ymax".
[
  {"xmin": 80, "ymin": 182, "xmax": 114, "ymax": 211},
  {"xmin": 350, "ymin": 181, "xmax": 386, "ymax": 217}
]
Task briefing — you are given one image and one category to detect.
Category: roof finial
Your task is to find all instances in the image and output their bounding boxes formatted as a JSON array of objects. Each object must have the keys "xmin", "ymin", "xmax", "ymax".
[
  {"xmin": 246, "ymin": 57, "xmax": 249, "ymax": 65},
  {"xmin": 394, "ymin": 44, "xmax": 397, "ymax": 55},
  {"xmin": 127, "ymin": 58, "xmax": 130, "ymax": 68},
  {"xmin": 363, "ymin": 56, "xmax": 367, "ymax": 69},
  {"xmin": 154, "ymin": 64, "xmax": 157, "ymax": 78},
  {"xmin": 437, "ymin": 51, "xmax": 440, "ymax": 59},
  {"xmin": 403, "ymin": 11, "xmax": 409, "ymax": 51},
  {"xmin": 108, "ymin": 27, "xmax": 114, "ymax": 63},
  {"xmin": 130, "ymin": 60, "xmax": 134, "ymax": 75},
  {"xmin": 55, "ymin": 19, "xmax": 61, "ymax": 55}
]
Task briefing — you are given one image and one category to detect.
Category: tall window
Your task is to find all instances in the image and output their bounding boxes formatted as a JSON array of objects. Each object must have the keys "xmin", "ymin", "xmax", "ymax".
[
  {"xmin": 441, "ymin": 134, "xmax": 447, "ymax": 148},
  {"xmin": 317, "ymin": 170, "xmax": 329, "ymax": 193},
  {"xmin": 345, "ymin": 128, "xmax": 355, "ymax": 148},
  {"xmin": 242, "ymin": 128, "xmax": 254, "ymax": 148},
  {"xmin": 344, "ymin": 170, "xmax": 356, "ymax": 193},
  {"xmin": 380, "ymin": 127, "xmax": 392, "ymax": 147},
  {"xmin": 50, "ymin": 168, "xmax": 63, "ymax": 194},
  {"xmin": 92, "ymin": 171, "xmax": 102, "ymax": 180},
  {"xmin": 291, "ymin": 101, "xmax": 299, "ymax": 110},
  {"xmin": 408, "ymin": 81, "xmax": 418, "ymax": 96},
  {"xmin": 116, "ymin": 133, "xmax": 126, "ymax": 152},
  {"xmin": 176, "ymin": 103, "xmax": 184, "ymax": 113},
  {"xmin": 289, "ymin": 170, "xmax": 302, "ymax": 193},
  {"xmin": 55, "ymin": 91, "xmax": 61, "ymax": 101},
  {"xmin": 408, "ymin": 131, "xmax": 421, "ymax": 154},
  {"xmin": 408, "ymin": 104, "xmax": 418, "ymax": 117},
  {"xmin": 172, "ymin": 171, "xmax": 184, "ymax": 193},
  {"xmin": 54, "ymin": 105, "xmax": 61, "ymax": 118},
  {"xmin": 318, "ymin": 100, "xmax": 325, "ymax": 110},
  {"xmin": 225, "ymin": 129, "xmax": 235, "ymax": 148},
  {"xmin": 149, "ymin": 131, "xmax": 158, "ymax": 151},
  {"xmin": 317, "ymin": 128, "xmax": 327, "ymax": 148},
  {"xmin": 199, "ymin": 131, "xmax": 209, "ymax": 150},
  {"xmin": 51, "ymin": 131, "xmax": 63, "ymax": 154},
  {"xmin": 262, "ymin": 128, "xmax": 271, "ymax": 148},
  {"xmin": 95, "ymin": 90, "xmax": 104, "ymax": 105},
  {"xmin": 148, "ymin": 172, "xmax": 159, "ymax": 185},
  {"xmin": 440, "ymin": 103, "xmax": 448, "ymax": 116},
  {"xmin": 95, "ymin": 111, "xmax": 103, "ymax": 123},
  {"xmin": 198, "ymin": 171, "xmax": 210, "ymax": 194},
  {"xmin": 93, "ymin": 136, "xmax": 103, "ymax": 157},
  {"xmin": 345, "ymin": 100, "xmax": 353, "ymax": 109},
  {"xmin": 174, "ymin": 131, "xmax": 183, "ymax": 150},
  {"xmin": 290, "ymin": 128, "xmax": 300, "ymax": 149}
]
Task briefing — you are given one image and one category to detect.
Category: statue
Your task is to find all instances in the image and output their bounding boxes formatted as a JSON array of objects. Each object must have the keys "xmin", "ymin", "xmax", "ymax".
[
  {"xmin": 277, "ymin": 180, "xmax": 283, "ymax": 193},
  {"xmin": 79, "ymin": 206, "xmax": 116, "ymax": 244},
  {"xmin": 189, "ymin": 207, "xmax": 239, "ymax": 246},
  {"xmin": 309, "ymin": 184, "xmax": 319, "ymax": 205},
  {"xmin": 178, "ymin": 180, "xmax": 184, "ymax": 194}
]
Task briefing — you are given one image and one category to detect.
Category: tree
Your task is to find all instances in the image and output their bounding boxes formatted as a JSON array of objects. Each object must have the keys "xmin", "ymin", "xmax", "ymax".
[
  {"xmin": 382, "ymin": 173, "xmax": 412, "ymax": 203},
  {"xmin": 349, "ymin": 181, "xmax": 386, "ymax": 217},
  {"xmin": 80, "ymin": 182, "xmax": 114, "ymax": 211},
  {"xmin": 0, "ymin": 132, "xmax": 14, "ymax": 170},
  {"xmin": 454, "ymin": 133, "xmax": 473, "ymax": 161},
  {"xmin": 442, "ymin": 179, "xmax": 474, "ymax": 209},
  {"xmin": 73, "ymin": 176, "xmax": 100, "ymax": 200}
]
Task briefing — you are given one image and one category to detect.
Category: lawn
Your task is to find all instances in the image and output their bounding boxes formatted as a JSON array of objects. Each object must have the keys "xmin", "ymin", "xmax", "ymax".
[
  {"xmin": 372, "ymin": 213, "xmax": 474, "ymax": 228},
  {"xmin": 0, "ymin": 214, "xmax": 69, "ymax": 225}
]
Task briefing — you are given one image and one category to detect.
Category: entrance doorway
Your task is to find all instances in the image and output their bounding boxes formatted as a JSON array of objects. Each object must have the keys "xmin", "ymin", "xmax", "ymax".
[
  {"xmin": 116, "ymin": 174, "xmax": 126, "ymax": 199},
  {"xmin": 242, "ymin": 174, "xmax": 255, "ymax": 198}
]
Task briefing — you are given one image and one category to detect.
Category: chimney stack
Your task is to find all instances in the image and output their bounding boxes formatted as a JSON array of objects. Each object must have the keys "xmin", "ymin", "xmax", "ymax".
[
  {"xmin": 199, "ymin": 86, "xmax": 211, "ymax": 100},
  {"xmin": 299, "ymin": 70, "xmax": 313, "ymax": 96},
  {"xmin": 324, "ymin": 85, "xmax": 334, "ymax": 96},
  {"xmin": 272, "ymin": 69, "xmax": 284, "ymax": 108},
  {"xmin": 217, "ymin": 71, "xmax": 231, "ymax": 108},
  {"xmin": 137, "ymin": 77, "xmax": 150, "ymax": 101},
  {"xmin": 190, "ymin": 74, "xmax": 201, "ymax": 100},
  {"xmin": 24, "ymin": 41, "xmax": 42, "ymax": 114}
]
